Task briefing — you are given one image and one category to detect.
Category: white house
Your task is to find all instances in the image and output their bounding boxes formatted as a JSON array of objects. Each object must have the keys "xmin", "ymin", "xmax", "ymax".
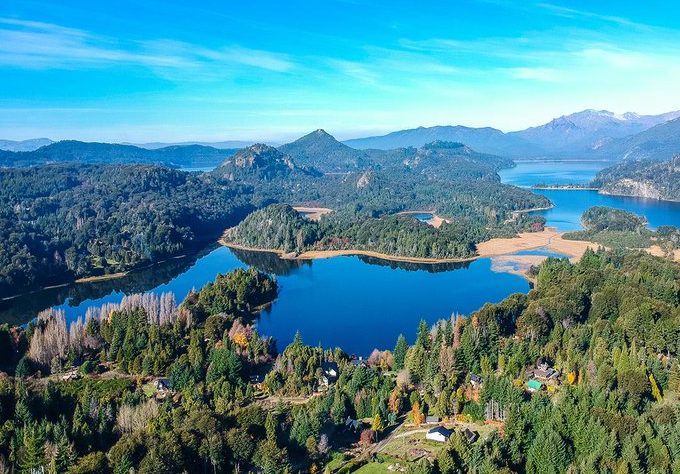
[{"xmin": 426, "ymin": 426, "xmax": 452, "ymax": 443}]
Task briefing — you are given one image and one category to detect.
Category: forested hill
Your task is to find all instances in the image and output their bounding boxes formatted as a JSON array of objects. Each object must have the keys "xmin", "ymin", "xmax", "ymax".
[
  {"xmin": 0, "ymin": 140, "xmax": 238, "ymax": 168},
  {"xmin": 0, "ymin": 164, "xmax": 253, "ymax": 298},
  {"xmin": 593, "ymin": 156, "xmax": 680, "ymax": 202},
  {"xmin": 0, "ymin": 137, "xmax": 549, "ymax": 296},
  {"xmin": 1, "ymin": 249, "xmax": 680, "ymax": 472},
  {"xmin": 563, "ymin": 207, "xmax": 680, "ymax": 254},
  {"xmin": 278, "ymin": 129, "xmax": 370, "ymax": 172},
  {"xmin": 211, "ymin": 143, "xmax": 320, "ymax": 182},
  {"xmin": 366, "ymin": 140, "xmax": 513, "ymax": 176},
  {"xmin": 210, "ymin": 138, "xmax": 543, "ymax": 221},
  {"xmin": 227, "ymin": 203, "xmax": 543, "ymax": 260}
]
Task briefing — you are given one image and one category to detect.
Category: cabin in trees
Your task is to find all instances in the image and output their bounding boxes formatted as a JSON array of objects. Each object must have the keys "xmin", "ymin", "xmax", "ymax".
[
  {"xmin": 426, "ymin": 426, "xmax": 453, "ymax": 443},
  {"xmin": 470, "ymin": 373, "xmax": 482, "ymax": 388},
  {"xmin": 462, "ymin": 428, "xmax": 479, "ymax": 444},
  {"xmin": 319, "ymin": 361, "xmax": 339, "ymax": 388},
  {"xmin": 425, "ymin": 416, "xmax": 440, "ymax": 424},
  {"xmin": 154, "ymin": 378, "xmax": 172, "ymax": 393},
  {"xmin": 529, "ymin": 362, "xmax": 560, "ymax": 382}
]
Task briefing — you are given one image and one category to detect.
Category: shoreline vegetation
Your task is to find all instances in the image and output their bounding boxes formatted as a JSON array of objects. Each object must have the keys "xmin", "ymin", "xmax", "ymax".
[
  {"xmin": 220, "ymin": 225, "xmax": 603, "ymax": 268},
  {"xmin": 1, "ymin": 254, "xmax": 190, "ymax": 302},
  {"xmin": 531, "ymin": 184, "xmax": 600, "ymax": 191}
]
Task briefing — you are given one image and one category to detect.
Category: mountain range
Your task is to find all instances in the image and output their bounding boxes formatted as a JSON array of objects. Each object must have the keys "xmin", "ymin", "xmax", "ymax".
[
  {"xmin": 591, "ymin": 117, "xmax": 680, "ymax": 162},
  {"xmin": 2, "ymin": 109, "xmax": 680, "ymax": 167},
  {"xmin": 0, "ymin": 138, "xmax": 53, "ymax": 152},
  {"xmin": 345, "ymin": 109, "xmax": 680, "ymax": 160}
]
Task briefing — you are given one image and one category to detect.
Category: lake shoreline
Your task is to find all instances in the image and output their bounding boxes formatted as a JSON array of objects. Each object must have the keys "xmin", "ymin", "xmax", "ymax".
[
  {"xmin": 220, "ymin": 226, "xmax": 603, "ymax": 268},
  {"xmin": 219, "ymin": 239, "xmax": 478, "ymax": 264},
  {"xmin": 0, "ymin": 254, "xmax": 190, "ymax": 302},
  {"xmin": 532, "ymin": 185, "xmax": 600, "ymax": 191}
]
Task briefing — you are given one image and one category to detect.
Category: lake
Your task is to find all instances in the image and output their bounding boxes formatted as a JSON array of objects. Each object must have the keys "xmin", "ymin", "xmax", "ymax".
[
  {"xmin": 3, "ymin": 161, "xmax": 679, "ymax": 354},
  {"xmin": 502, "ymin": 161, "xmax": 680, "ymax": 231},
  {"xmin": 0, "ymin": 246, "xmax": 529, "ymax": 355},
  {"xmin": 498, "ymin": 160, "xmax": 608, "ymax": 187}
]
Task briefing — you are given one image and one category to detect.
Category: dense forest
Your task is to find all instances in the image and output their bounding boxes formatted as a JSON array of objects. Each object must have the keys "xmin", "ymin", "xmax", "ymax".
[
  {"xmin": 564, "ymin": 207, "xmax": 679, "ymax": 256},
  {"xmin": 0, "ymin": 141, "xmax": 238, "ymax": 168},
  {"xmin": 0, "ymin": 249, "xmax": 679, "ymax": 472},
  {"xmin": 0, "ymin": 133, "xmax": 551, "ymax": 296},
  {"xmin": 210, "ymin": 138, "xmax": 550, "ymax": 220},
  {"xmin": 592, "ymin": 156, "xmax": 680, "ymax": 202},
  {"xmin": 0, "ymin": 164, "xmax": 253, "ymax": 298},
  {"xmin": 228, "ymin": 204, "xmax": 544, "ymax": 260}
]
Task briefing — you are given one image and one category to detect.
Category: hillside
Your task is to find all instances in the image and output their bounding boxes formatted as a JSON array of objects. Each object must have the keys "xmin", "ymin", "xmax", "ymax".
[
  {"xmin": 2, "ymin": 250, "xmax": 680, "ymax": 472},
  {"xmin": 211, "ymin": 138, "xmax": 549, "ymax": 224},
  {"xmin": 278, "ymin": 129, "xmax": 370, "ymax": 172},
  {"xmin": 510, "ymin": 109, "xmax": 680, "ymax": 156},
  {"xmin": 594, "ymin": 117, "xmax": 680, "ymax": 162},
  {"xmin": 593, "ymin": 156, "xmax": 680, "ymax": 201},
  {"xmin": 0, "ymin": 164, "xmax": 253, "ymax": 298},
  {"xmin": 0, "ymin": 140, "xmax": 238, "ymax": 168},
  {"xmin": 212, "ymin": 143, "xmax": 316, "ymax": 182}
]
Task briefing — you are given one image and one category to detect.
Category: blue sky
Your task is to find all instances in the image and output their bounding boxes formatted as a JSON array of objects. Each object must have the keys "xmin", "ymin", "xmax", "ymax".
[{"xmin": 1, "ymin": 0, "xmax": 680, "ymax": 142}]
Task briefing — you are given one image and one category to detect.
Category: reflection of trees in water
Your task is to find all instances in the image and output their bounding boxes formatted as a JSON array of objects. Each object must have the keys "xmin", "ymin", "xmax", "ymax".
[
  {"xmin": 230, "ymin": 248, "xmax": 311, "ymax": 276},
  {"xmin": 0, "ymin": 286, "xmax": 70, "ymax": 326},
  {"xmin": 0, "ymin": 248, "xmax": 213, "ymax": 326},
  {"xmin": 357, "ymin": 255, "xmax": 471, "ymax": 273}
]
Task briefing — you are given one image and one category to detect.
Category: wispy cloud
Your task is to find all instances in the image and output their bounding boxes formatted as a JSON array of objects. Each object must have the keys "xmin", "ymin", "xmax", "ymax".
[
  {"xmin": 535, "ymin": 3, "xmax": 642, "ymax": 28},
  {"xmin": 0, "ymin": 17, "xmax": 295, "ymax": 78}
]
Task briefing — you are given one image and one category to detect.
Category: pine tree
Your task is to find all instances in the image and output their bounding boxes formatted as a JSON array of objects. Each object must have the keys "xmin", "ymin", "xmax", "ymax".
[
  {"xmin": 394, "ymin": 334, "xmax": 408, "ymax": 371},
  {"xmin": 526, "ymin": 425, "xmax": 569, "ymax": 474},
  {"xmin": 20, "ymin": 424, "xmax": 46, "ymax": 474},
  {"xmin": 416, "ymin": 320, "xmax": 430, "ymax": 350}
]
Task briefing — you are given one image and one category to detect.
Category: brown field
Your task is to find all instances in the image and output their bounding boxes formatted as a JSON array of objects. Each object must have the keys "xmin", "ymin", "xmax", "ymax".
[
  {"xmin": 476, "ymin": 227, "xmax": 599, "ymax": 259},
  {"xmin": 293, "ymin": 206, "xmax": 333, "ymax": 221}
]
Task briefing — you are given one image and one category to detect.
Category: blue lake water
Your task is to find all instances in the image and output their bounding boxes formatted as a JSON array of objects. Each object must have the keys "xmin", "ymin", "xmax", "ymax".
[
  {"xmin": 412, "ymin": 213, "xmax": 434, "ymax": 222},
  {"xmin": 502, "ymin": 161, "xmax": 680, "ymax": 231},
  {"xmin": 498, "ymin": 160, "xmax": 608, "ymax": 187},
  {"xmin": 0, "ymin": 246, "xmax": 528, "ymax": 355},
  {"xmin": 532, "ymin": 189, "xmax": 680, "ymax": 231},
  {"xmin": 2, "ymin": 161, "xmax": 679, "ymax": 354}
]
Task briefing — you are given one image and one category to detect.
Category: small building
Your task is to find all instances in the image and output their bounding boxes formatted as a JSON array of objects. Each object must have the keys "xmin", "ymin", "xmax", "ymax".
[
  {"xmin": 249, "ymin": 374, "xmax": 264, "ymax": 385},
  {"xmin": 425, "ymin": 416, "xmax": 440, "ymax": 424},
  {"xmin": 531, "ymin": 363, "xmax": 560, "ymax": 381},
  {"xmin": 319, "ymin": 361, "xmax": 339, "ymax": 388},
  {"xmin": 62, "ymin": 369, "xmax": 81, "ymax": 382},
  {"xmin": 470, "ymin": 373, "xmax": 482, "ymax": 388},
  {"xmin": 462, "ymin": 428, "xmax": 479, "ymax": 444},
  {"xmin": 527, "ymin": 379, "xmax": 544, "ymax": 392},
  {"xmin": 154, "ymin": 378, "xmax": 171, "ymax": 392},
  {"xmin": 426, "ymin": 426, "xmax": 452, "ymax": 443},
  {"xmin": 350, "ymin": 357, "xmax": 367, "ymax": 368},
  {"xmin": 345, "ymin": 416, "xmax": 361, "ymax": 432}
]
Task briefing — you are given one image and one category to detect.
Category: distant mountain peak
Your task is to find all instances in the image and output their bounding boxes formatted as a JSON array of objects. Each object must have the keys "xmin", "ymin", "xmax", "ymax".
[{"xmin": 279, "ymin": 129, "xmax": 369, "ymax": 172}]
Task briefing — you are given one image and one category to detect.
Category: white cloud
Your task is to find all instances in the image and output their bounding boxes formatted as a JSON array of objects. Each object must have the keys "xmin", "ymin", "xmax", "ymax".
[{"xmin": 0, "ymin": 17, "xmax": 294, "ymax": 77}]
